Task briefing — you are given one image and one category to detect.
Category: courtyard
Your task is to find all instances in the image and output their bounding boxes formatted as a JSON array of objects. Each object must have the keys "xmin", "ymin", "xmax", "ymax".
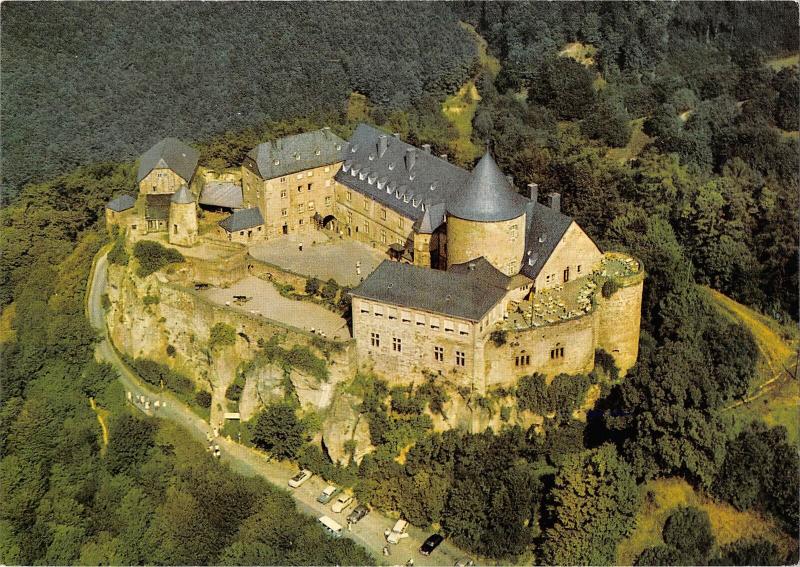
[
  {"xmin": 201, "ymin": 276, "xmax": 351, "ymax": 340},
  {"xmin": 248, "ymin": 231, "xmax": 387, "ymax": 287}
]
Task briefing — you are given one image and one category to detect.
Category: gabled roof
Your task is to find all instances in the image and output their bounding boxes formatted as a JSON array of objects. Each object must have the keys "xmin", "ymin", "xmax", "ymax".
[
  {"xmin": 171, "ymin": 185, "xmax": 194, "ymax": 204},
  {"xmin": 247, "ymin": 128, "xmax": 346, "ymax": 180},
  {"xmin": 137, "ymin": 138, "xmax": 200, "ymax": 183},
  {"xmin": 218, "ymin": 207, "xmax": 264, "ymax": 233},
  {"xmin": 446, "ymin": 153, "xmax": 528, "ymax": 222},
  {"xmin": 199, "ymin": 181, "xmax": 243, "ymax": 209},
  {"xmin": 335, "ymin": 124, "xmax": 470, "ymax": 232},
  {"xmin": 448, "ymin": 257, "xmax": 512, "ymax": 290},
  {"xmin": 414, "ymin": 202, "xmax": 446, "ymax": 234},
  {"xmin": 520, "ymin": 202, "xmax": 575, "ymax": 280},
  {"xmin": 350, "ymin": 259, "xmax": 508, "ymax": 322},
  {"xmin": 106, "ymin": 194, "xmax": 136, "ymax": 212}
]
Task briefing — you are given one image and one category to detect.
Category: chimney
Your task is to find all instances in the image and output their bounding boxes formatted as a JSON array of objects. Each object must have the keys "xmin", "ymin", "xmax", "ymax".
[
  {"xmin": 505, "ymin": 174, "xmax": 514, "ymax": 188},
  {"xmin": 405, "ymin": 148, "xmax": 416, "ymax": 171},
  {"xmin": 378, "ymin": 135, "xmax": 388, "ymax": 158},
  {"xmin": 439, "ymin": 154, "xmax": 448, "ymax": 161},
  {"xmin": 422, "ymin": 144, "xmax": 431, "ymax": 153},
  {"xmin": 393, "ymin": 132, "xmax": 401, "ymax": 139},
  {"xmin": 548, "ymin": 192, "xmax": 561, "ymax": 213},
  {"xmin": 528, "ymin": 183, "xmax": 539, "ymax": 203}
]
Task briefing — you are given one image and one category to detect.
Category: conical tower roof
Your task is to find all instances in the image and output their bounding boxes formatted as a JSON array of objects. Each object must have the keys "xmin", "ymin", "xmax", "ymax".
[
  {"xmin": 446, "ymin": 153, "xmax": 527, "ymax": 222},
  {"xmin": 171, "ymin": 185, "xmax": 194, "ymax": 204}
]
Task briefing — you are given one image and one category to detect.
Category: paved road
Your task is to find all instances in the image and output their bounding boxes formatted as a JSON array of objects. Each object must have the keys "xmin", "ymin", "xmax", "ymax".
[{"xmin": 88, "ymin": 252, "xmax": 472, "ymax": 566}]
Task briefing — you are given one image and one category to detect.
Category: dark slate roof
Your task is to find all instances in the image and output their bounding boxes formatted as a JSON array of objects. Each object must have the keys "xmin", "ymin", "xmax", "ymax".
[
  {"xmin": 247, "ymin": 128, "xmax": 346, "ymax": 180},
  {"xmin": 446, "ymin": 152, "xmax": 528, "ymax": 222},
  {"xmin": 520, "ymin": 202, "xmax": 575, "ymax": 279},
  {"xmin": 448, "ymin": 257, "xmax": 512, "ymax": 290},
  {"xmin": 171, "ymin": 185, "xmax": 194, "ymax": 204},
  {"xmin": 218, "ymin": 207, "xmax": 264, "ymax": 233},
  {"xmin": 199, "ymin": 181, "xmax": 243, "ymax": 209},
  {"xmin": 414, "ymin": 202, "xmax": 446, "ymax": 234},
  {"xmin": 106, "ymin": 194, "xmax": 136, "ymax": 212},
  {"xmin": 350, "ymin": 260, "xmax": 507, "ymax": 322},
  {"xmin": 137, "ymin": 138, "xmax": 199, "ymax": 183},
  {"xmin": 335, "ymin": 124, "xmax": 470, "ymax": 232},
  {"xmin": 145, "ymin": 194, "xmax": 172, "ymax": 221}
]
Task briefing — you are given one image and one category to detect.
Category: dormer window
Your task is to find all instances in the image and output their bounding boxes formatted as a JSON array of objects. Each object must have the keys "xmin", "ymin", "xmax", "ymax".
[
  {"xmin": 315, "ymin": 149, "xmax": 321, "ymax": 156},
  {"xmin": 335, "ymin": 144, "xmax": 341, "ymax": 151},
  {"xmin": 388, "ymin": 162, "xmax": 395, "ymax": 170},
  {"xmin": 273, "ymin": 159, "xmax": 280, "ymax": 166},
  {"xmin": 351, "ymin": 144, "xmax": 359, "ymax": 153},
  {"xmin": 368, "ymin": 154, "xmax": 375, "ymax": 161},
  {"xmin": 358, "ymin": 170, "xmax": 367, "ymax": 181},
  {"xmin": 403, "ymin": 194, "xmax": 409, "ymax": 203},
  {"xmin": 412, "ymin": 198, "xmax": 418, "ymax": 207}
]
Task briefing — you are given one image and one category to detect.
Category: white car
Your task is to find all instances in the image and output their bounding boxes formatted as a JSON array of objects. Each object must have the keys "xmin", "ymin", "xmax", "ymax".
[
  {"xmin": 385, "ymin": 519, "xmax": 410, "ymax": 544},
  {"xmin": 288, "ymin": 469, "xmax": 313, "ymax": 488},
  {"xmin": 331, "ymin": 494, "xmax": 354, "ymax": 513}
]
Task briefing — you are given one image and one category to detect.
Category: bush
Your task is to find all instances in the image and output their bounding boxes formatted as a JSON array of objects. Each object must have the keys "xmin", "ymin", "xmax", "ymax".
[
  {"xmin": 166, "ymin": 344, "xmax": 176, "ymax": 357},
  {"xmin": 602, "ymin": 278, "xmax": 620, "ymax": 298},
  {"xmin": 251, "ymin": 403, "xmax": 308, "ymax": 459},
  {"xmin": 107, "ymin": 235, "xmax": 129, "ymax": 266},
  {"xmin": 132, "ymin": 240, "xmax": 184, "ymax": 277},
  {"xmin": 662, "ymin": 507, "xmax": 715, "ymax": 558},
  {"xmin": 549, "ymin": 373, "xmax": 591, "ymax": 420},
  {"xmin": 490, "ymin": 329, "xmax": 507, "ymax": 346},
  {"xmin": 195, "ymin": 390, "xmax": 212, "ymax": 408},
  {"xmin": 594, "ymin": 349, "xmax": 620, "ymax": 381},
  {"xmin": 142, "ymin": 294, "xmax": 159, "ymax": 305},
  {"xmin": 305, "ymin": 277, "xmax": 321, "ymax": 295},
  {"xmin": 321, "ymin": 278, "xmax": 338, "ymax": 301},
  {"xmin": 209, "ymin": 322, "xmax": 236, "ymax": 350},
  {"xmin": 516, "ymin": 373, "xmax": 550, "ymax": 414}
]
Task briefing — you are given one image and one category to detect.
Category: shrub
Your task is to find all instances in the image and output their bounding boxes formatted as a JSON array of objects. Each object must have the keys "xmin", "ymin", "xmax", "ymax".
[
  {"xmin": 602, "ymin": 278, "xmax": 620, "ymax": 298},
  {"xmin": 107, "ymin": 235, "xmax": 129, "ymax": 266},
  {"xmin": 321, "ymin": 278, "xmax": 338, "ymax": 301},
  {"xmin": 209, "ymin": 322, "xmax": 236, "ymax": 350},
  {"xmin": 490, "ymin": 329, "xmax": 507, "ymax": 346},
  {"xmin": 166, "ymin": 344, "xmax": 176, "ymax": 357},
  {"xmin": 251, "ymin": 402, "xmax": 308, "ymax": 459},
  {"xmin": 142, "ymin": 294, "xmax": 159, "ymax": 305},
  {"xmin": 594, "ymin": 349, "xmax": 620, "ymax": 381},
  {"xmin": 516, "ymin": 373, "xmax": 550, "ymax": 414},
  {"xmin": 225, "ymin": 375, "xmax": 246, "ymax": 401},
  {"xmin": 549, "ymin": 373, "xmax": 591, "ymax": 420},
  {"xmin": 132, "ymin": 240, "xmax": 184, "ymax": 277},
  {"xmin": 195, "ymin": 390, "xmax": 212, "ymax": 408},
  {"xmin": 662, "ymin": 506, "xmax": 715, "ymax": 558},
  {"xmin": 100, "ymin": 293, "xmax": 111, "ymax": 310},
  {"xmin": 305, "ymin": 277, "xmax": 321, "ymax": 295}
]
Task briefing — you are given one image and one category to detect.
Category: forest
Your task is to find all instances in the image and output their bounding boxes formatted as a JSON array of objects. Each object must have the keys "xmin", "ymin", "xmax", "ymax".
[{"xmin": 1, "ymin": 2, "xmax": 799, "ymax": 565}]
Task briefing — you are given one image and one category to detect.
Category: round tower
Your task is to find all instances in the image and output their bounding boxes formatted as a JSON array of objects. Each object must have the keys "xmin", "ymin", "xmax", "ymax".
[
  {"xmin": 169, "ymin": 185, "xmax": 198, "ymax": 247},
  {"xmin": 446, "ymin": 153, "xmax": 527, "ymax": 276}
]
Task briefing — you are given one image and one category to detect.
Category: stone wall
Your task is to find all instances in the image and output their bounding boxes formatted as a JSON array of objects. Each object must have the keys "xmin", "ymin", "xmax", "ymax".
[
  {"xmin": 447, "ymin": 213, "xmax": 527, "ymax": 276},
  {"xmin": 169, "ymin": 202, "xmax": 198, "ymax": 247},
  {"xmin": 139, "ymin": 168, "xmax": 188, "ymax": 195},
  {"xmin": 595, "ymin": 275, "xmax": 644, "ymax": 376},
  {"xmin": 334, "ymin": 181, "xmax": 414, "ymax": 253},
  {"xmin": 534, "ymin": 222, "xmax": 603, "ymax": 291}
]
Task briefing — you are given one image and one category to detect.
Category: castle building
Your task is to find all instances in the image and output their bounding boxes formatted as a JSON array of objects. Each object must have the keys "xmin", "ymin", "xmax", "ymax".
[
  {"xmin": 137, "ymin": 137, "xmax": 200, "ymax": 195},
  {"xmin": 241, "ymin": 128, "xmax": 346, "ymax": 239},
  {"xmin": 168, "ymin": 186, "xmax": 198, "ymax": 247}
]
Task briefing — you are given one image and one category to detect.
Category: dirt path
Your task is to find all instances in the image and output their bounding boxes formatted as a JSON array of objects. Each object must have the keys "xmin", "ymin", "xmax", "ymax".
[{"xmin": 89, "ymin": 397, "xmax": 110, "ymax": 448}]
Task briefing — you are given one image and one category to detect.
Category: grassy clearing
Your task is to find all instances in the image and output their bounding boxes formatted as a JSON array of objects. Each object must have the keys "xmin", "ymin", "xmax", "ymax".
[
  {"xmin": 606, "ymin": 118, "xmax": 653, "ymax": 162},
  {"xmin": 346, "ymin": 92, "xmax": 370, "ymax": 123},
  {"xmin": 0, "ymin": 303, "xmax": 17, "ymax": 343},
  {"xmin": 460, "ymin": 21, "xmax": 500, "ymax": 77},
  {"xmin": 732, "ymin": 373, "xmax": 800, "ymax": 445},
  {"xmin": 559, "ymin": 42, "xmax": 597, "ymax": 67},
  {"xmin": 617, "ymin": 477, "xmax": 797, "ymax": 565},
  {"xmin": 766, "ymin": 52, "xmax": 799, "ymax": 71},
  {"xmin": 780, "ymin": 128, "xmax": 799, "ymax": 139},
  {"xmin": 442, "ymin": 81, "xmax": 482, "ymax": 162}
]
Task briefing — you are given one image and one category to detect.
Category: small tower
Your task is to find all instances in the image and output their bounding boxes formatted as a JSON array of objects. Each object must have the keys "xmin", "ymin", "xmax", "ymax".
[
  {"xmin": 446, "ymin": 152, "xmax": 528, "ymax": 276},
  {"xmin": 169, "ymin": 185, "xmax": 198, "ymax": 247}
]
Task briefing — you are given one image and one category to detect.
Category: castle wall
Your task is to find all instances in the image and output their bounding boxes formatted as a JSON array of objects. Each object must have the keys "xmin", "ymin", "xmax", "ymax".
[
  {"xmin": 533, "ymin": 222, "xmax": 603, "ymax": 291},
  {"xmin": 484, "ymin": 313, "xmax": 597, "ymax": 388},
  {"xmin": 139, "ymin": 168, "xmax": 189, "ymax": 195},
  {"xmin": 334, "ymin": 181, "xmax": 415, "ymax": 254},
  {"xmin": 594, "ymin": 277, "xmax": 643, "ymax": 376},
  {"xmin": 105, "ymin": 208, "xmax": 136, "ymax": 233},
  {"xmin": 447, "ymin": 214, "xmax": 527, "ymax": 276},
  {"xmin": 242, "ymin": 160, "xmax": 341, "ymax": 240},
  {"xmin": 352, "ymin": 296, "xmax": 479, "ymax": 387},
  {"xmin": 217, "ymin": 224, "xmax": 266, "ymax": 245}
]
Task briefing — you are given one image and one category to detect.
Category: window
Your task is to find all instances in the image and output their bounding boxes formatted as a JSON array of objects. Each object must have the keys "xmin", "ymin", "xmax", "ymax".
[
  {"xmin": 455, "ymin": 351, "xmax": 466, "ymax": 367},
  {"xmin": 563, "ymin": 267, "xmax": 569, "ymax": 283},
  {"xmin": 434, "ymin": 346, "xmax": 444, "ymax": 362},
  {"xmin": 363, "ymin": 198, "xmax": 369, "ymax": 210},
  {"xmin": 299, "ymin": 218, "xmax": 304, "ymax": 225},
  {"xmin": 415, "ymin": 314, "xmax": 426, "ymax": 326},
  {"xmin": 550, "ymin": 346, "xmax": 565, "ymax": 359},
  {"xmin": 515, "ymin": 354, "xmax": 531, "ymax": 367},
  {"xmin": 388, "ymin": 308, "xmax": 397, "ymax": 320},
  {"xmin": 308, "ymin": 201, "xmax": 315, "ymax": 210},
  {"xmin": 458, "ymin": 324, "xmax": 470, "ymax": 336},
  {"xmin": 371, "ymin": 332, "xmax": 380, "ymax": 348},
  {"xmin": 381, "ymin": 230, "xmax": 387, "ymax": 244},
  {"xmin": 325, "ymin": 196, "xmax": 332, "ymax": 206},
  {"xmin": 325, "ymin": 166, "xmax": 330, "ymax": 173},
  {"xmin": 401, "ymin": 311, "xmax": 411, "ymax": 323},
  {"xmin": 347, "ymin": 191, "xmax": 352, "ymax": 202},
  {"xmin": 257, "ymin": 226, "xmax": 262, "ymax": 231},
  {"xmin": 131, "ymin": 224, "xmax": 137, "ymax": 230},
  {"xmin": 239, "ymin": 231, "xmax": 244, "ymax": 236},
  {"xmin": 298, "ymin": 203, "xmax": 305, "ymax": 213},
  {"xmin": 298, "ymin": 185, "xmax": 303, "ymax": 193},
  {"xmin": 360, "ymin": 303, "xmax": 370, "ymax": 314},
  {"xmin": 510, "ymin": 224, "xmax": 518, "ymax": 241},
  {"xmin": 281, "ymin": 189, "xmax": 287, "ymax": 198},
  {"xmin": 173, "ymin": 224, "xmax": 178, "ymax": 234},
  {"xmin": 381, "ymin": 208, "xmax": 387, "ymax": 220},
  {"xmin": 398, "ymin": 218, "xmax": 404, "ymax": 230},
  {"xmin": 577, "ymin": 265, "xmax": 582, "ymax": 273},
  {"xmin": 281, "ymin": 208, "xmax": 288, "ymax": 217},
  {"xmin": 280, "ymin": 177, "xmax": 286, "ymax": 183},
  {"xmin": 296, "ymin": 174, "xmax": 303, "ymax": 180},
  {"xmin": 374, "ymin": 305, "xmax": 384, "ymax": 317},
  {"xmin": 307, "ymin": 171, "xmax": 313, "ymax": 177},
  {"xmin": 444, "ymin": 320, "xmax": 454, "ymax": 333},
  {"xmin": 362, "ymin": 221, "xmax": 369, "ymax": 234},
  {"xmin": 308, "ymin": 183, "xmax": 313, "ymax": 191},
  {"xmin": 430, "ymin": 318, "xmax": 440, "ymax": 330},
  {"xmin": 392, "ymin": 337, "xmax": 402, "ymax": 352}
]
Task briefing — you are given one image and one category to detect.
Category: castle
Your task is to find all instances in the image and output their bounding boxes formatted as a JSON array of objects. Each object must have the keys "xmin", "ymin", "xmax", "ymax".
[{"xmin": 106, "ymin": 125, "xmax": 643, "ymax": 392}]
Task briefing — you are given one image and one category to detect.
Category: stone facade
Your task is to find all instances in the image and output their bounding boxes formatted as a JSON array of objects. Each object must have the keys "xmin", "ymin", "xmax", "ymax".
[
  {"xmin": 217, "ymin": 223, "xmax": 266, "ymax": 245},
  {"xmin": 169, "ymin": 201, "xmax": 198, "ymax": 247},
  {"xmin": 139, "ymin": 168, "xmax": 189, "ymax": 195},
  {"xmin": 242, "ymin": 161, "xmax": 341, "ymax": 239},
  {"xmin": 447, "ymin": 213, "xmax": 527, "ymax": 276},
  {"xmin": 533, "ymin": 222, "xmax": 603, "ymax": 292}
]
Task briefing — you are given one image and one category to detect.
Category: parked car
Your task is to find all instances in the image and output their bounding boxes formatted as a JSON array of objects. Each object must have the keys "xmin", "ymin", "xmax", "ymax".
[
  {"xmin": 288, "ymin": 469, "xmax": 312, "ymax": 488},
  {"xmin": 318, "ymin": 515, "xmax": 343, "ymax": 538},
  {"xmin": 317, "ymin": 485, "xmax": 340, "ymax": 504},
  {"xmin": 454, "ymin": 558, "xmax": 474, "ymax": 567},
  {"xmin": 331, "ymin": 494, "xmax": 354, "ymax": 513},
  {"xmin": 385, "ymin": 519, "xmax": 409, "ymax": 544},
  {"xmin": 420, "ymin": 533, "xmax": 444, "ymax": 556},
  {"xmin": 347, "ymin": 505, "xmax": 369, "ymax": 525}
]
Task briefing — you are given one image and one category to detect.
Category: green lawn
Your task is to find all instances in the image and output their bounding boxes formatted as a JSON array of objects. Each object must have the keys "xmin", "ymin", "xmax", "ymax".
[
  {"xmin": 766, "ymin": 52, "xmax": 799, "ymax": 71},
  {"xmin": 606, "ymin": 118, "xmax": 653, "ymax": 162}
]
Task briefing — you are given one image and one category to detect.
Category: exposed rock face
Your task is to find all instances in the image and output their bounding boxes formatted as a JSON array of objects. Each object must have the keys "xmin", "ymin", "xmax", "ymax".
[{"xmin": 322, "ymin": 393, "xmax": 374, "ymax": 465}]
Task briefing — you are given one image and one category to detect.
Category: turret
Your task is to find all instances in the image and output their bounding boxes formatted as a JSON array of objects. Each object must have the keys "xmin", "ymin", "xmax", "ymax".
[
  {"xmin": 446, "ymin": 153, "xmax": 528, "ymax": 276},
  {"xmin": 168, "ymin": 185, "xmax": 198, "ymax": 247}
]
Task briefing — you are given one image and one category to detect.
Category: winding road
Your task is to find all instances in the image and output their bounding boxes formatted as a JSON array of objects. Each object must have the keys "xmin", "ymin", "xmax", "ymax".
[{"xmin": 88, "ymin": 251, "xmax": 473, "ymax": 566}]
